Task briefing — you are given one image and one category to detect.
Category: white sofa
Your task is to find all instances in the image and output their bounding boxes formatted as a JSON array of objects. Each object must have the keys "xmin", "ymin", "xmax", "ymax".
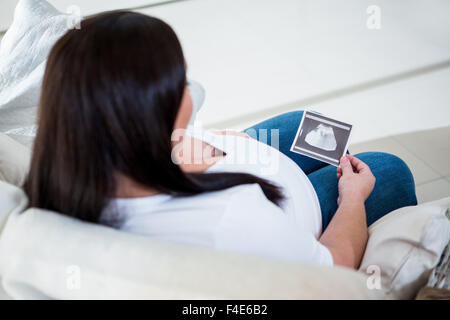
[{"xmin": 0, "ymin": 131, "xmax": 449, "ymax": 300}]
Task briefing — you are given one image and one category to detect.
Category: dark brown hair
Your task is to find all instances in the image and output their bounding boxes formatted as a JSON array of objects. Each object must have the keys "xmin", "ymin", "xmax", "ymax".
[{"xmin": 24, "ymin": 11, "xmax": 284, "ymax": 223}]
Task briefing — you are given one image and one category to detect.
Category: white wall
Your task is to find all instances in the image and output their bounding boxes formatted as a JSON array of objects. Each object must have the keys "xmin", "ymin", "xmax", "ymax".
[{"xmin": 140, "ymin": 0, "xmax": 450, "ymax": 141}]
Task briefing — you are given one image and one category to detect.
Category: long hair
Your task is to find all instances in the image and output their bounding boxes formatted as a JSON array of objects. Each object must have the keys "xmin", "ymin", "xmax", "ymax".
[{"xmin": 24, "ymin": 11, "xmax": 284, "ymax": 223}]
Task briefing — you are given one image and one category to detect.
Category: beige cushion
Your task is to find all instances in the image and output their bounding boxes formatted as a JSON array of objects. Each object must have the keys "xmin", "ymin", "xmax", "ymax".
[
  {"xmin": 0, "ymin": 203, "xmax": 381, "ymax": 299},
  {"xmin": 360, "ymin": 197, "xmax": 450, "ymax": 299}
]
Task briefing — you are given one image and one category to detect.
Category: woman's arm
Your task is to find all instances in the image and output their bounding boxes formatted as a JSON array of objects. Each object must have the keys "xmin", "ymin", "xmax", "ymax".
[{"xmin": 319, "ymin": 155, "xmax": 376, "ymax": 269}]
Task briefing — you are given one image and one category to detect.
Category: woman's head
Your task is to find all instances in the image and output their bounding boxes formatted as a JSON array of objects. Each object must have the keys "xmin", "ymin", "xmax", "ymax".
[{"xmin": 25, "ymin": 11, "xmax": 283, "ymax": 222}]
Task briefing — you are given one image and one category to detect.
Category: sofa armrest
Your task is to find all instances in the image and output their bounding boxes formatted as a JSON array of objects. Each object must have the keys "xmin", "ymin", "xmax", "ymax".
[
  {"xmin": 0, "ymin": 207, "xmax": 383, "ymax": 300},
  {"xmin": 360, "ymin": 197, "xmax": 450, "ymax": 299}
]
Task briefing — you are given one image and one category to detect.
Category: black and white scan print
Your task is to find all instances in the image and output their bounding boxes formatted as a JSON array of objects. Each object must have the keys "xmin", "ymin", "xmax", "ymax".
[{"xmin": 290, "ymin": 111, "xmax": 353, "ymax": 166}]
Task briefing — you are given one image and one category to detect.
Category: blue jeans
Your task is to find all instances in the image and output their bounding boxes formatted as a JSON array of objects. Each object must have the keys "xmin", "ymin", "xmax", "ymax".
[{"xmin": 244, "ymin": 111, "xmax": 418, "ymax": 231}]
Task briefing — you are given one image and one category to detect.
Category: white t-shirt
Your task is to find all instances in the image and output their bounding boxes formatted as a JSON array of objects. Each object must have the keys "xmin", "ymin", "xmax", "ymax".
[{"xmin": 101, "ymin": 127, "xmax": 333, "ymax": 266}]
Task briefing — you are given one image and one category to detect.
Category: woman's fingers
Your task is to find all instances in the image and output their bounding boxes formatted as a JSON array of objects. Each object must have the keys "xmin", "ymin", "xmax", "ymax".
[
  {"xmin": 347, "ymin": 155, "xmax": 369, "ymax": 173},
  {"xmin": 339, "ymin": 156, "xmax": 353, "ymax": 174},
  {"xmin": 336, "ymin": 166, "xmax": 342, "ymax": 178},
  {"xmin": 338, "ymin": 155, "xmax": 371, "ymax": 178}
]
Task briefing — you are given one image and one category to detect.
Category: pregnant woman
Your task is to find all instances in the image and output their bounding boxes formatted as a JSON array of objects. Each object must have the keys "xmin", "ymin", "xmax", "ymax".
[{"xmin": 24, "ymin": 11, "xmax": 417, "ymax": 269}]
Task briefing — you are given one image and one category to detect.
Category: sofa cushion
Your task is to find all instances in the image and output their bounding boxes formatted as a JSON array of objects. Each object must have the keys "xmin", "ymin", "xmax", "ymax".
[
  {"xmin": 360, "ymin": 197, "xmax": 450, "ymax": 299},
  {"xmin": 0, "ymin": 205, "xmax": 381, "ymax": 300}
]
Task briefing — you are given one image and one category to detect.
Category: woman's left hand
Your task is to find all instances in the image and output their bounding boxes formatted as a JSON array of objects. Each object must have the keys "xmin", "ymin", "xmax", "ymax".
[{"xmin": 336, "ymin": 155, "xmax": 375, "ymax": 206}]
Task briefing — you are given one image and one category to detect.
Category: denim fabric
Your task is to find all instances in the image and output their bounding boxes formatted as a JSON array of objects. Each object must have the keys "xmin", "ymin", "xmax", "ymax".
[{"xmin": 244, "ymin": 111, "xmax": 418, "ymax": 231}]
